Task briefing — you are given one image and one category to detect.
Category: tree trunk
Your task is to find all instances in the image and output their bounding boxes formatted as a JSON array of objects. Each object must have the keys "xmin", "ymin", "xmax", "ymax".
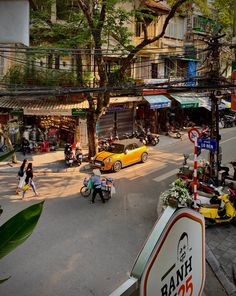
[
  {"xmin": 87, "ymin": 109, "xmax": 97, "ymax": 159},
  {"xmin": 75, "ymin": 52, "xmax": 83, "ymax": 85}
]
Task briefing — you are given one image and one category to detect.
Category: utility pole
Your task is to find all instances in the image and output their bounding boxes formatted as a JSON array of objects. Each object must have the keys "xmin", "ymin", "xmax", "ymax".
[{"xmin": 209, "ymin": 35, "xmax": 222, "ymax": 185}]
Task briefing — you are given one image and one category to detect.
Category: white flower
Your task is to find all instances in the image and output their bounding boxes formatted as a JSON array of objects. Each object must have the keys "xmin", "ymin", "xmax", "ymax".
[{"xmin": 160, "ymin": 182, "xmax": 193, "ymax": 208}]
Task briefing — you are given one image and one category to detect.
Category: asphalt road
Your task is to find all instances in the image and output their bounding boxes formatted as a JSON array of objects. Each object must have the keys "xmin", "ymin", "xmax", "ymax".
[{"xmin": 0, "ymin": 128, "xmax": 235, "ymax": 296}]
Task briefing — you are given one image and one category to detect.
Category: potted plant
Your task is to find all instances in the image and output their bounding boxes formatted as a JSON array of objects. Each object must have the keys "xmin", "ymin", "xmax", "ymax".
[{"xmin": 160, "ymin": 179, "xmax": 193, "ymax": 208}]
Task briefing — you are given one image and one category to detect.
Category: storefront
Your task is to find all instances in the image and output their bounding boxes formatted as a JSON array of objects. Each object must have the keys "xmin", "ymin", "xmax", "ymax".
[
  {"xmin": 136, "ymin": 90, "xmax": 171, "ymax": 133},
  {"xmin": 97, "ymin": 96, "xmax": 143, "ymax": 139},
  {"xmin": 0, "ymin": 96, "xmax": 88, "ymax": 148}
]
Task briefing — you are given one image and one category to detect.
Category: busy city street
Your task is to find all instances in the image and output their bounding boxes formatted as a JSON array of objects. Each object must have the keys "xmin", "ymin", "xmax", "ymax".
[{"xmin": 0, "ymin": 128, "xmax": 235, "ymax": 296}]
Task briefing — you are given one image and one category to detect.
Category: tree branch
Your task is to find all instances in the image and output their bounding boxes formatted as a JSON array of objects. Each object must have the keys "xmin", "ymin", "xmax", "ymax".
[
  {"xmin": 118, "ymin": 0, "xmax": 188, "ymax": 80},
  {"xmin": 76, "ymin": 0, "xmax": 95, "ymax": 30}
]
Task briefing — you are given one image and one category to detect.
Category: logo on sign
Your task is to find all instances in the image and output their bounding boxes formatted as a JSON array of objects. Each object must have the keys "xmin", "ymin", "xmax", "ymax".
[{"xmin": 161, "ymin": 232, "xmax": 193, "ymax": 296}]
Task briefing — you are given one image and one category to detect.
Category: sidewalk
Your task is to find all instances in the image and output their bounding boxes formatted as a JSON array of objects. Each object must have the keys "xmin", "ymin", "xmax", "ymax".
[
  {"xmin": 0, "ymin": 150, "xmax": 92, "ymax": 174},
  {"xmin": 0, "ymin": 133, "xmax": 187, "ymax": 174}
]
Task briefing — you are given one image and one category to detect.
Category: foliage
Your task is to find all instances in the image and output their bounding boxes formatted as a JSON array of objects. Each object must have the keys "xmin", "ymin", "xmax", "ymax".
[
  {"xmin": 0, "ymin": 202, "xmax": 44, "ymax": 283},
  {"xmin": 211, "ymin": 0, "xmax": 234, "ymax": 36},
  {"xmin": 28, "ymin": 0, "xmax": 216, "ymax": 157},
  {"xmin": 3, "ymin": 64, "xmax": 79, "ymax": 87},
  {"xmin": 160, "ymin": 179, "xmax": 193, "ymax": 208}
]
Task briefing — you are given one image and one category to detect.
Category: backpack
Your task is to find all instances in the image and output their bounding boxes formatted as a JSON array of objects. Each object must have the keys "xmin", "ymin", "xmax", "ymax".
[{"xmin": 18, "ymin": 168, "xmax": 24, "ymax": 177}]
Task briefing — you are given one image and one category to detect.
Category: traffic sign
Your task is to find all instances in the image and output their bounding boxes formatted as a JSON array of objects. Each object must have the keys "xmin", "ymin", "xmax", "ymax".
[
  {"xmin": 188, "ymin": 128, "xmax": 200, "ymax": 143},
  {"xmin": 197, "ymin": 138, "xmax": 217, "ymax": 152}
]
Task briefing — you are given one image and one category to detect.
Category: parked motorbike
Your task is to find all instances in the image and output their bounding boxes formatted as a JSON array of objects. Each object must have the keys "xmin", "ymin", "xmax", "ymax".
[
  {"xmin": 145, "ymin": 128, "xmax": 160, "ymax": 146},
  {"xmin": 75, "ymin": 147, "xmax": 83, "ymax": 166},
  {"xmin": 21, "ymin": 138, "xmax": 31, "ymax": 155},
  {"xmin": 167, "ymin": 127, "xmax": 182, "ymax": 139},
  {"xmin": 64, "ymin": 143, "xmax": 75, "ymax": 167},
  {"xmin": 123, "ymin": 130, "xmax": 147, "ymax": 145},
  {"xmin": 200, "ymin": 126, "xmax": 210, "ymax": 139},
  {"xmin": 220, "ymin": 161, "xmax": 236, "ymax": 186},
  {"xmin": 199, "ymin": 192, "xmax": 236, "ymax": 226},
  {"xmin": 177, "ymin": 154, "xmax": 193, "ymax": 180},
  {"xmin": 98, "ymin": 138, "xmax": 110, "ymax": 152},
  {"xmin": 65, "ymin": 150, "xmax": 76, "ymax": 167},
  {"xmin": 222, "ymin": 115, "xmax": 235, "ymax": 128}
]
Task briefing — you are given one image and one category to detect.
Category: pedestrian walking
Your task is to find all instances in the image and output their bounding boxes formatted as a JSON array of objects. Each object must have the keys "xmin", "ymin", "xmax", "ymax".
[
  {"xmin": 22, "ymin": 163, "xmax": 39, "ymax": 199},
  {"xmin": 16, "ymin": 159, "xmax": 28, "ymax": 195},
  {"xmin": 91, "ymin": 169, "xmax": 105, "ymax": 204}
]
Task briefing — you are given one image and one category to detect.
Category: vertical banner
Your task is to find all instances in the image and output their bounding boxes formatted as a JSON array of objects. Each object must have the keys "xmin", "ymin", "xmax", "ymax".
[{"xmin": 232, "ymin": 61, "xmax": 236, "ymax": 111}]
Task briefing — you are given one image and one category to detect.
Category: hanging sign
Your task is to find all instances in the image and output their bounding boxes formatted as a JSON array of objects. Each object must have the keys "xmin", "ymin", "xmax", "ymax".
[
  {"xmin": 232, "ymin": 61, "xmax": 236, "ymax": 111},
  {"xmin": 71, "ymin": 108, "xmax": 87, "ymax": 117},
  {"xmin": 188, "ymin": 128, "xmax": 200, "ymax": 143}
]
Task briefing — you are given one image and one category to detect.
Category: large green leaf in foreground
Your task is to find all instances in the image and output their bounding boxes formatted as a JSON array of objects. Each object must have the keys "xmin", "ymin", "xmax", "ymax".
[
  {"xmin": 0, "ymin": 201, "xmax": 44, "ymax": 259},
  {"xmin": 0, "ymin": 150, "xmax": 15, "ymax": 162}
]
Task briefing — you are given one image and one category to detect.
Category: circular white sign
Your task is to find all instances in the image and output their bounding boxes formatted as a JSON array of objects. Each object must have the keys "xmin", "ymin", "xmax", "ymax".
[{"xmin": 188, "ymin": 128, "xmax": 200, "ymax": 143}]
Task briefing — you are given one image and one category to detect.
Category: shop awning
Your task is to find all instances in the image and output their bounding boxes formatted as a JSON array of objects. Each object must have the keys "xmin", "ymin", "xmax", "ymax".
[
  {"xmin": 170, "ymin": 93, "xmax": 200, "ymax": 108},
  {"xmin": 222, "ymin": 99, "xmax": 231, "ymax": 108},
  {"xmin": 0, "ymin": 97, "xmax": 89, "ymax": 116},
  {"xmin": 110, "ymin": 96, "xmax": 143, "ymax": 104},
  {"xmin": 143, "ymin": 95, "xmax": 171, "ymax": 109},
  {"xmin": 198, "ymin": 96, "xmax": 211, "ymax": 111}
]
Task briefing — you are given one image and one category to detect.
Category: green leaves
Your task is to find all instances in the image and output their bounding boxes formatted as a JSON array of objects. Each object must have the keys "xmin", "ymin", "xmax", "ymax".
[
  {"xmin": 0, "ymin": 202, "xmax": 44, "ymax": 260},
  {"xmin": 0, "ymin": 150, "xmax": 15, "ymax": 162}
]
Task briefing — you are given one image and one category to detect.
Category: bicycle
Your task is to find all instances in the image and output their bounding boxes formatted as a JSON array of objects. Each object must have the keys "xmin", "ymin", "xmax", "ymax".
[{"xmin": 80, "ymin": 177, "xmax": 114, "ymax": 201}]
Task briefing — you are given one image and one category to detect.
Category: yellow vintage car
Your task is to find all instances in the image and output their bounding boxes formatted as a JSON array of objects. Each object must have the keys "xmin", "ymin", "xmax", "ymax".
[{"xmin": 93, "ymin": 139, "xmax": 148, "ymax": 172}]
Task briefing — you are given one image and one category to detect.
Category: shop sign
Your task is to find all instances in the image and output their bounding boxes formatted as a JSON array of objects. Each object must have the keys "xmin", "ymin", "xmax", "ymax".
[
  {"xmin": 135, "ymin": 208, "xmax": 205, "ymax": 296},
  {"xmin": 232, "ymin": 61, "xmax": 236, "ymax": 111},
  {"xmin": 10, "ymin": 108, "xmax": 23, "ymax": 116},
  {"xmin": 24, "ymin": 109, "xmax": 71, "ymax": 116},
  {"xmin": 71, "ymin": 108, "xmax": 87, "ymax": 117},
  {"xmin": 108, "ymin": 104, "xmax": 128, "ymax": 112}
]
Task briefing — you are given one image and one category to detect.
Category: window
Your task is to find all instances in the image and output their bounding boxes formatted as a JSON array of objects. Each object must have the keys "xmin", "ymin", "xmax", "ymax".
[
  {"xmin": 166, "ymin": 17, "xmax": 184, "ymax": 39},
  {"xmin": 135, "ymin": 21, "xmax": 143, "ymax": 37},
  {"xmin": 135, "ymin": 57, "xmax": 150, "ymax": 79},
  {"xmin": 151, "ymin": 63, "xmax": 158, "ymax": 79},
  {"xmin": 164, "ymin": 59, "xmax": 175, "ymax": 78},
  {"xmin": 133, "ymin": 143, "xmax": 139, "ymax": 149},
  {"xmin": 125, "ymin": 144, "xmax": 134, "ymax": 151}
]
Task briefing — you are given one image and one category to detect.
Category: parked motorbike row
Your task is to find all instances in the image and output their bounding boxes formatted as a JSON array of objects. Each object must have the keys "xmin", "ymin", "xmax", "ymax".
[
  {"xmin": 220, "ymin": 114, "xmax": 236, "ymax": 128},
  {"xmin": 124, "ymin": 129, "xmax": 160, "ymax": 146},
  {"xmin": 98, "ymin": 129, "xmax": 160, "ymax": 152},
  {"xmin": 175, "ymin": 154, "xmax": 236, "ymax": 226},
  {"xmin": 64, "ymin": 143, "xmax": 83, "ymax": 167}
]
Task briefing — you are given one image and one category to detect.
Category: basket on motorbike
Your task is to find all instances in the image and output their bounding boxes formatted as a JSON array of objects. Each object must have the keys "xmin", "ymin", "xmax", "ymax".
[
  {"xmin": 83, "ymin": 177, "xmax": 89, "ymax": 186},
  {"xmin": 101, "ymin": 177, "xmax": 114, "ymax": 191}
]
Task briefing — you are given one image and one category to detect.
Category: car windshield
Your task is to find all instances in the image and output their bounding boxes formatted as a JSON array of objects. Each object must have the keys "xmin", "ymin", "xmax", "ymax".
[{"xmin": 107, "ymin": 144, "xmax": 125, "ymax": 154}]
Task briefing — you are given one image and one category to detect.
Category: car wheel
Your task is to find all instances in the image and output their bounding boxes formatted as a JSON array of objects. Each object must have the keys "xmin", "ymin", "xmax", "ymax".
[
  {"xmin": 113, "ymin": 161, "xmax": 122, "ymax": 172},
  {"xmin": 141, "ymin": 152, "xmax": 148, "ymax": 163}
]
